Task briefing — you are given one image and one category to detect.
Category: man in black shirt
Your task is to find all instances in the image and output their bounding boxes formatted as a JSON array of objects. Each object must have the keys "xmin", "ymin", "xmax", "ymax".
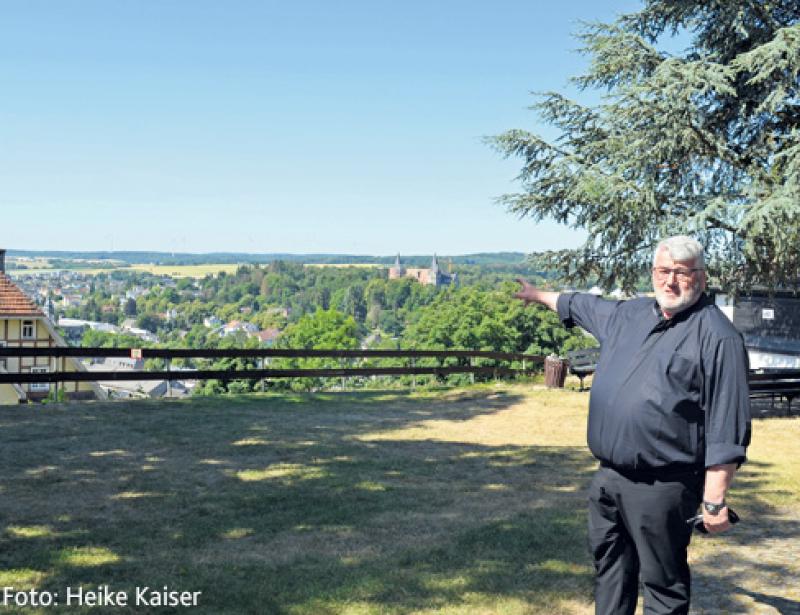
[{"xmin": 515, "ymin": 235, "xmax": 751, "ymax": 615}]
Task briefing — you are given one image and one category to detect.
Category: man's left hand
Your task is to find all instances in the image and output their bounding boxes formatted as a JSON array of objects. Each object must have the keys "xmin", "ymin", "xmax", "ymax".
[{"xmin": 703, "ymin": 507, "xmax": 731, "ymax": 534}]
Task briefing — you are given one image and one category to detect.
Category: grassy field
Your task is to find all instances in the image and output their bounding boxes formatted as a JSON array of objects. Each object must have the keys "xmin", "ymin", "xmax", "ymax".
[
  {"xmin": 6, "ymin": 263, "xmax": 244, "ymax": 277},
  {"xmin": 303, "ymin": 264, "xmax": 385, "ymax": 269},
  {"xmin": 7, "ymin": 258, "xmax": 52, "ymax": 270},
  {"xmin": 125, "ymin": 264, "xmax": 243, "ymax": 278},
  {"xmin": 8, "ymin": 261, "xmax": 385, "ymax": 277},
  {"xmin": 0, "ymin": 386, "xmax": 797, "ymax": 614}
]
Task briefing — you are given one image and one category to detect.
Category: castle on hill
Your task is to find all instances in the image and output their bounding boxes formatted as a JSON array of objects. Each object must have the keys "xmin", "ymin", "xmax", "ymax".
[{"xmin": 388, "ymin": 254, "xmax": 457, "ymax": 287}]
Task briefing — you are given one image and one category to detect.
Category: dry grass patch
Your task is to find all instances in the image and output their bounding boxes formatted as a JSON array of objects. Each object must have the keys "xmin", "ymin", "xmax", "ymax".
[
  {"xmin": 0, "ymin": 386, "xmax": 796, "ymax": 614},
  {"xmin": 127, "ymin": 263, "xmax": 242, "ymax": 277},
  {"xmin": 686, "ymin": 415, "xmax": 800, "ymax": 613},
  {"xmin": 56, "ymin": 546, "xmax": 121, "ymax": 568},
  {"xmin": 358, "ymin": 386, "xmax": 588, "ymax": 447}
]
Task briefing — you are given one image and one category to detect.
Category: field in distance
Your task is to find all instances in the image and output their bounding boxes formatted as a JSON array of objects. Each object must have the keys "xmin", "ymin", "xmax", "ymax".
[
  {"xmin": 7, "ymin": 257, "xmax": 386, "ymax": 277},
  {"xmin": 303, "ymin": 263, "xmax": 384, "ymax": 268},
  {"xmin": 7, "ymin": 260, "xmax": 244, "ymax": 278},
  {"xmin": 125, "ymin": 263, "xmax": 243, "ymax": 277}
]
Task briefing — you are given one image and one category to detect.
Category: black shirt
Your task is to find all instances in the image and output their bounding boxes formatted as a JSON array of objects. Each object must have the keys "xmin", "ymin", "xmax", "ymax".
[{"xmin": 557, "ymin": 292, "xmax": 751, "ymax": 473}]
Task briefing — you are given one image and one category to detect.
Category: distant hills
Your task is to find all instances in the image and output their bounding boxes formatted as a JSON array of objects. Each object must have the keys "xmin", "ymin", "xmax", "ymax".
[{"xmin": 7, "ymin": 250, "xmax": 530, "ymax": 267}]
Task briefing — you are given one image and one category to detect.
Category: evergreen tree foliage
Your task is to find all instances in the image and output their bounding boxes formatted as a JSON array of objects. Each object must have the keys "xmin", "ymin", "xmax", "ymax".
[{"xmin": 491, "ymin": 1, "xmax": 800, "ymax": 293}]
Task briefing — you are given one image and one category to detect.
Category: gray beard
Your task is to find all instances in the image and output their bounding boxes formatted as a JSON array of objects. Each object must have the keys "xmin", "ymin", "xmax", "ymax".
[{"xmin": 655, "ymin": 286, "xmax": 702, "ymax": 315}]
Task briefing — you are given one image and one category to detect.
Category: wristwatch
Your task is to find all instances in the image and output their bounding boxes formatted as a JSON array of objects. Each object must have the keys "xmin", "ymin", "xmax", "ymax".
[{"xmin": 703, "ymin": 500, "xmax": 726, "ymax": 515}]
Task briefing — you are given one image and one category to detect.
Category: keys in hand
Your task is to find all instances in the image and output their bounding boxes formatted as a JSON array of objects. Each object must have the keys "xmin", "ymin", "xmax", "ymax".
[{"xmin": 686, "ymin": 508, "xmax": 740, "ymax": 534}]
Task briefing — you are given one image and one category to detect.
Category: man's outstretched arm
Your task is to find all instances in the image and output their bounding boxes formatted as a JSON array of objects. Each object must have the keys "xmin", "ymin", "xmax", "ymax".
[{"xmin": 514, "ymin": 278, "xmax": 561, "ymax": 312}]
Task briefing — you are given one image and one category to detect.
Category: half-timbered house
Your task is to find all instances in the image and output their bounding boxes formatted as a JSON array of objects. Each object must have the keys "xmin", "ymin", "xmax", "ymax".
[{"xmin": 0, "ymin": 249, "xmax": 101, "ymax": 403}]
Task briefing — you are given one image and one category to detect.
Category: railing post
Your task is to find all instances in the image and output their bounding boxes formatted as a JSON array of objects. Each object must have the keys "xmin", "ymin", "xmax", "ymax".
[
  {"xmin": 260, "ymin": 357, "xmax": 265, "ymax": 392},
  {"xmin": 53, "ymin": 353, "xmax": 58, "ymax": 400},
  {"xmin": 166, "ymin": 358, "xmax": 172, "ymax": 397},
  {"xmin": 411, "ymin": 357, "xmax": 416, "ymax": 390},
  {"xmin": 470, "ymin": 356, "xmax": 475, "ymax": 385},
  {"xmin": 63, "ymin": 356, "xmax": 70, "ymax": 396}
]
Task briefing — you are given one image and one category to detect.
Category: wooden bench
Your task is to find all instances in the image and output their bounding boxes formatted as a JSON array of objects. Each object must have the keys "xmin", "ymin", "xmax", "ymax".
[
  {"xmin": 566, "ymin": 347, "xmax": 600, "ymax": 391},
  {"xmin": 748, "ymin": 369, "xmax": 800, "ymax": 412}
]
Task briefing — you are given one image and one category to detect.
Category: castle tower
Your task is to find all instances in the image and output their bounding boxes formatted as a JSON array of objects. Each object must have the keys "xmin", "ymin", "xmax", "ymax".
[
  {"xmin": 430, "ymin": 254, "xmax": 441, "ymax": 286},
  {"xmin": 388, "ymin": 253, "xmax": 405, "ymax": 280}
]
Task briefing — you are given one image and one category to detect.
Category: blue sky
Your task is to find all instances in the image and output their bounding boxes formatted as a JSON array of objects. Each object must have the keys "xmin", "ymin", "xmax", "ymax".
[{"xmin": 0, "ymin": 1, "xmax": 642, "ymax": 255}]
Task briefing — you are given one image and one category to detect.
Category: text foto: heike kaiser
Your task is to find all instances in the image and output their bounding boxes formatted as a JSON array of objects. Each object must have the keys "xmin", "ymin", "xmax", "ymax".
[{"xmin": 2, "ymin": 585, "xmax": 202, "ymax": 608}]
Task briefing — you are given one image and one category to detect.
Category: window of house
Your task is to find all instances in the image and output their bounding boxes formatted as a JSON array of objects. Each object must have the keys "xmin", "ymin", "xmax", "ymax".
[
  {"xmin": 30, "ymin": 366, "xmax": 50, "ymax": 392},
  {"xmin": 22, "ymin": 320, "xmax": 35, "ymax": 340}
]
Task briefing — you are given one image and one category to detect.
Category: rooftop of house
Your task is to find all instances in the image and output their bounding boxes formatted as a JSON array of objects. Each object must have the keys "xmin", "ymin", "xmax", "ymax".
[
  {"xmin": 0, "ymin": 273, "xmax": 44, "ymax": 317},
  {"xmin": 256, "ymin": 328, "xmax": 281, "ymax": 342}
]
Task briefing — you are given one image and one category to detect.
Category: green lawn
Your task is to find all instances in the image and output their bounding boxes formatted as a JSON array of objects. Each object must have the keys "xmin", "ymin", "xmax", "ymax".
[{"xmin": 0, "ymin": 386, "xmax": 797, "ymax": 614}]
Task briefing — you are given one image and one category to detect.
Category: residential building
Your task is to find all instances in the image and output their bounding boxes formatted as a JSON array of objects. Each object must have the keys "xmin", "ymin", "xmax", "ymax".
[
  {"xmin": 57, "ymin": 318, "xmax": 120, "ymax": 335},
  {"xmin": 0, "ymin": 250, "xmax": 101, "ymax": 404},
  {"xmin": 221, "ymin": 320, "xmax": 258, "ymax": 337},
  {"xmin": 125, "ymin": 327, "xmax": 160, "ymax": 343},
  {"xmin": 203, "ymin": 315, "xmax": 223, "ymax": 328},
  {"xmin": 89, "ymin": 357, "xmax": 145, "ymax": 371},
  {"xmin": 56, "ymin": 318, "xmax": 90, "ymax": 343},
  {"xmin": 84, "ymin": 358, "xmax": 193, "ymax": 399},
  {"xmin": 256, "ymin": 328, "xmax": 281, "ymax": 346}
]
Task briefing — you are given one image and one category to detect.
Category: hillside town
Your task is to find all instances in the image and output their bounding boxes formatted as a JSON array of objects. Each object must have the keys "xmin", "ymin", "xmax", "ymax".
[
  {"xmin": 0, "ymin": 250, "xmax": 496, "ymax": 402},
  {"xmin": 4, "ymin": 247, "xmax": 800, "ymax": 404}
]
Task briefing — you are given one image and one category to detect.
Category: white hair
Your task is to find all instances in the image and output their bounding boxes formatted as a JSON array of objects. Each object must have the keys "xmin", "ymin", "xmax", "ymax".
[{"xmin": 654, "ymin": 235, "xmax": 705, "ymax": 269}]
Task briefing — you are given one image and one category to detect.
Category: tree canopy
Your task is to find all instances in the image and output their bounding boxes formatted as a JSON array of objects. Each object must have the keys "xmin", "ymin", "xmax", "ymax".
[
  {"xmin": 404, "ymin": 284, "xmax": 596, "ymax": 357},
  {"xmin": 492, "ymin": 0, "xmax": 800, "ymax": 293}
]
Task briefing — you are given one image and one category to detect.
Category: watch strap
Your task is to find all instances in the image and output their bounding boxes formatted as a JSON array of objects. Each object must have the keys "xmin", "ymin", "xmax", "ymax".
[{"xmin": 703, "ymin": 500, "xmax": 726, "ymax": 515}]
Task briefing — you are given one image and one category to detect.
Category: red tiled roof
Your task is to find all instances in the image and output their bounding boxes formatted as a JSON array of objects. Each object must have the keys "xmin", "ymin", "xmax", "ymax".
[
  {"xmin": 256, "ymin": 328, "xmax": 281, "ymax": 342},
  {"xmin": 0, "ymin": 273, "xmax": 43, "ymax": 316}
]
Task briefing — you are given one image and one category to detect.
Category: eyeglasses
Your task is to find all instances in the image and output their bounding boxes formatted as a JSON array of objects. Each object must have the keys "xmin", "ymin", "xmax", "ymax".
[{"xmin": 652, "ymin": 267, "xmax": 703, "ymax": 281}]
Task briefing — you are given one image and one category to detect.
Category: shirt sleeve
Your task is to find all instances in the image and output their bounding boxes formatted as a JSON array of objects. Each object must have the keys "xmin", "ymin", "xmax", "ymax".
[
  {"xmin": 703, "ymin": 335, "xmax": 752, "ymax": 468},
  {"xmin": 556, "ymin": 292, "xmax": 620, "ymax": 343}
]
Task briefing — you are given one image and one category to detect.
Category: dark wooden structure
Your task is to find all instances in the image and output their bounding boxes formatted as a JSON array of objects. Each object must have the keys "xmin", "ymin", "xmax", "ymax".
[
  {"xmin": 3, "ymin": 346, "xmax": 796, "ymax": 409},
  {"xmin": 747, "ymin": 369, "xmax": 800, "ymax": 411},
  {"xmin": 0, "ymin": 347, "xmax": 543, "ymax": 390},
  {"xmin": 565, "ymin": 347, "xmax": 600, "ymax": 391}
]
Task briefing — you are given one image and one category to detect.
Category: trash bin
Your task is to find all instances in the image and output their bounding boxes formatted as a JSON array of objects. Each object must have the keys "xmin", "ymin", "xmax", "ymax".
[{"xmin": 544, "ymin": 355, "xmax": 568, "ymax": 388}]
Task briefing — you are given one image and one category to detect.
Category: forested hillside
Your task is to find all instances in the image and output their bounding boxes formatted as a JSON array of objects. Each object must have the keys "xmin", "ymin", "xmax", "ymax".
[{"xmin": 52, "ymin": 261, "xmax": 596, "ymax": 393}]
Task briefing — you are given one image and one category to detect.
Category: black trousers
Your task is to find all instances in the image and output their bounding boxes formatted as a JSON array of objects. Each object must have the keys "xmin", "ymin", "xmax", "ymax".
[{"xmin": 587, "ymin": 465, "xmax": 703, "ymax": 615}]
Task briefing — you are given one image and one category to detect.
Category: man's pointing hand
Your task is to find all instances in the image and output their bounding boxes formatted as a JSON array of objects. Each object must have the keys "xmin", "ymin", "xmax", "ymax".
[
  {"xmin": 514, "ymin": 278, "xmax": 537, "ymax": 305},
  {"xmin": 513, "ymin": 278, "xmax": 560, "ymax": 312}
]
